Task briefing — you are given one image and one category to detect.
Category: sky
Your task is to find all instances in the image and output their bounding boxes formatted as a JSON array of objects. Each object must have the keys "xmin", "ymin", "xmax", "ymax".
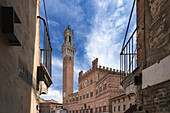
[{"xmin": 40, "ymin": 0, "xmax": 136, "ymax": 103}]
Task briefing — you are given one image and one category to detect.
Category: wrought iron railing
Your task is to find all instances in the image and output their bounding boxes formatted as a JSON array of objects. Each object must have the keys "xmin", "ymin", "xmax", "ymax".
[
  {"xmin": 38, "ymin": 16, "xmax": 52, "ymax": 77},
  {"xmin": 120, "ymin": 0, "xmax": 137, "ymax": 82}
]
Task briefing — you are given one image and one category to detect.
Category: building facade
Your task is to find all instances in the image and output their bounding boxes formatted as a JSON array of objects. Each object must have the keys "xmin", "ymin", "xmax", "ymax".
[
  {"xmin": 110, "ymin": 93, "xmax": 136, "ymax": 113},
  {"xmin": 62, "ymin": 26, "xmax": 124, "ymax": 113},
  {"xmin": 120, "ymin": 0, "xmax": 170, "ymax": 113},
  {"xmin": 0, "ymin": 0, "xmax": 52, "ymax": 113},
  {"xmin": 39, "ymin": 98, "xmax": 63, "ymax": 113}
]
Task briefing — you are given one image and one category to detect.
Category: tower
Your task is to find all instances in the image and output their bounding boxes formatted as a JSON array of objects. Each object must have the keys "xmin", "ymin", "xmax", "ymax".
[{"xmin": 62, "ymin": 25, "xmax": 75, "ymax": 104}]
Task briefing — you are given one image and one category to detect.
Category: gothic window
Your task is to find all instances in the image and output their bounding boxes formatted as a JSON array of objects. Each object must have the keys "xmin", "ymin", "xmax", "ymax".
[
  {"xmin": 86, "ymin": 109, "xmax": 88, "ymax": 113},
  {"xmin": 103, "ymin": 106, "xmax": 106, "ymax": 112},
  {"xmin": 95, "ymin": 108, "xmax": 98, "ymax": 113},
  {"xmin": 99, "ymin": 107, "xmax": 101, "ymax": 113},
  {"xmin": 86, "ymin": 93, "xmax": 89, "ymax": 98},
  {"xmin": 99, "ymin": 87, "xmax": 102, "ymax": 93},
  {"xmin": 90, "ymin": 108, "xmax": 93, "ymax": 113},
  {"xmin": 69, "ymin": 36, "xmax": 71, "ymax": 43},
  {"xmin": 90, "ymin": 92, "xmax": 93, "ymax": 97},
  {"xmin": 96, "ymin": 89, "xmax": 98, "ymax": 95},
  {"xmin": 91, "ymin": 79, "xmax": 93, "ymax": 84}
]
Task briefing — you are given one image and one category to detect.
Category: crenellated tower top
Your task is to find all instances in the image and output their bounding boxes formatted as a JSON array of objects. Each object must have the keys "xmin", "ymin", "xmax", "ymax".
[{"xmin": 62, "ymin": 25, "xmax": 75, "ymax": 58}]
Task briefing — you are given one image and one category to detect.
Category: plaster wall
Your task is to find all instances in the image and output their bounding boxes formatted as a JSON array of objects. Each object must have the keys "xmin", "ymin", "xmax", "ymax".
[{"xmin": 142, "ymin": 55, "xmax": 170, "ymax": 89}]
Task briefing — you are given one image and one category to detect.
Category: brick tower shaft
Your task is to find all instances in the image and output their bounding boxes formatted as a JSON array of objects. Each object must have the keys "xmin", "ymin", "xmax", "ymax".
[{"xmin": 62, "ymin": 25, "xmax": 75, "ymax": 105}]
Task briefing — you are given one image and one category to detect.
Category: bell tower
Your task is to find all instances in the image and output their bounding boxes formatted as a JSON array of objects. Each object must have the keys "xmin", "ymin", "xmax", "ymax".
[{"xmin": 62, "ymin": 25, "xmax": 75, "ymax": 104}]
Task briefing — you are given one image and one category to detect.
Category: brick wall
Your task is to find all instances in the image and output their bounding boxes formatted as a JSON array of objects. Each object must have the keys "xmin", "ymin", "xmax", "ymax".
[{"xmin": 142, "ymin": 80, "xmax": 170, "ymax": 113}]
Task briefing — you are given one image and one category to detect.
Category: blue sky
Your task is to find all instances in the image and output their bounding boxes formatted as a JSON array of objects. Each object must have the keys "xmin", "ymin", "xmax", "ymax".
[{"xmin": 40, "ymin": 0, "xmax": 136, "ymax": 103}]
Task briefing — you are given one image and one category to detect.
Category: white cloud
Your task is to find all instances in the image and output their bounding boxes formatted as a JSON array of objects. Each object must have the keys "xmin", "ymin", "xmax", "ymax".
[
  {"xmin": 52, "ymin": 56, "xmax": 63, "ymax": 69},
  {"xmin": 85, "ymin": 0, "xmax": 131, "ymax": 69},
  {"xmin": 117, "ymin": 0, "xmax": 123, "ymax": 7},
  {"xmin": 40, "ymin": 87, "xmax": 63, "ymax": 103}
]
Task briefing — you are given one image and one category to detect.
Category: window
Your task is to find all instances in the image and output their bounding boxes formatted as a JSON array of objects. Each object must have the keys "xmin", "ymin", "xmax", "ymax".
[
  {"xmin": 95, "ymin": 108, "xmax": 98, "ymax": 113},
  {"xmin": 76, "ymin": 110, "xmax": 78, "ymax": 113},
  {"xmin": 114, "ymin": 106, "xmax": 116, "ymax": 112},
  {"xmin": 80, "ymin": 110, "xmax": 81, "ymax": 113},
  {"xmin": 123, "ymin": 98, "xmax": 125, "ymax": 101},
  {"xmin": 99, "ymin": 107, "xmax": 101, "ymax": 113},
  {"xmin": 69, "ymin": 36, "xmax": 71, "ymax": 43},
  {"xmin": 80, "ymin": 96, "xmax": 82, "ymax": 100},
  {"xmin": 91, "ymin": 79, "xmax": 93, "ymax": 84},
  {"xmin": 73, "ymin": 98, "xmax": 75, "ymax": 102},
  {"xmin": 83, "ymin": 110, "xmax": 85, "ymax": 113},
  {"xmin": 130, "ymin": 103, "xmax": 132, "ymax": 107},
  {"xmin": 86, "ymin": 109, "xmax": 88, "ymax": 113},
  {"xmin": 118, "ymin": 106, "xmax": 120, "ymax": 111},
  {"xmin": 103, "ymin": 84, "xmax": 107, "ymax": 91},
  {"xmin": 123, "ymin": 105, "xmax": 126, "ymax": 111},
  {"xmin": 86, "ymin": 93, "xmax": 89, "ymax": 98},
  {"xmin": 76, "ymin": 97, "xmax": 78, "ymax": 101},
  {"xmin": 96, "ymin": 89, "xmax": 98, "ymax": 95},
  {"xmin": 73, "ymin": 110, "xmax": 74, "ymax": 113},
  {"xmin": 69, "ymin": 99, "xmax": 71, "ymax": 102},
  {"xmin": 90, "ymin": 92, "xmax": 93, "ymax": 97},
  {"xmin": 118, "ymin": 99, "xmax": 120, "ymax": 102},
  {"xmin": 103, "ymin": 106, "xmax": 106, "ymax": 112},
  {"xmin": 83, "ymin": 95, "xmax": 85, "ymax": 99},
  {"xmin": 90, "ymin": 108, "xmax": 93, "ymax": 113},
  {"xmin": 99, "ymin": 87, "xmax": 102, "ymax": 93},
  {"xmin": 70, "ymin": 111, "xmax": 71, "ymax": 113},
  {"xmin": 114, "ymin": 100, "xmax": 116, "ymax": 103},
  {"xmin": 128, "ymin": 96, "xmax": 131, "ymax": 100}
]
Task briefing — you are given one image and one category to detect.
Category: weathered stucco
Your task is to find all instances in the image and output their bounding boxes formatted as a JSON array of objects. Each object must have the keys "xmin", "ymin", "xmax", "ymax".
[{"xmin": 0, "ymin": 0, "xmax": 41, "ymax": 113}]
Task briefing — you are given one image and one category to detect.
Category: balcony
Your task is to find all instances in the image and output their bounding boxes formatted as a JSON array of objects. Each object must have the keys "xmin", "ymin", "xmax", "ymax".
[
  {"xmin": 120, "ymin": 0, "xmax": 138, "ymax": 87},
  {"xmin": 37, "ymin": 15, "xmax": 52, "ymax": 94}
]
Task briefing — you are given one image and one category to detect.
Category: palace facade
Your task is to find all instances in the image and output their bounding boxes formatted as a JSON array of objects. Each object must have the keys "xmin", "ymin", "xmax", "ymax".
[{"xmin": 62, "ymin": 26, "xmax": 124, "ymax": 113}]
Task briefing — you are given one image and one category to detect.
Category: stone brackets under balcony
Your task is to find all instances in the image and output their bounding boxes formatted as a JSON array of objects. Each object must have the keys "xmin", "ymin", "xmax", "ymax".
[{"xmin": 37, "ymin": 64, "xmax": 53, "ymax": 94}]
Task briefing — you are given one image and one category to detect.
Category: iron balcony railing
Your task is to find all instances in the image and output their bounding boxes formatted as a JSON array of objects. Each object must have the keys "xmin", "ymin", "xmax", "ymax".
[
  {"xmin": 120, "ymin": 0, "xmax": 137, "ymax": 82},
  {"xmin": 38, "ymin": 16, "xmax": 52, "ymax": 77}
]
